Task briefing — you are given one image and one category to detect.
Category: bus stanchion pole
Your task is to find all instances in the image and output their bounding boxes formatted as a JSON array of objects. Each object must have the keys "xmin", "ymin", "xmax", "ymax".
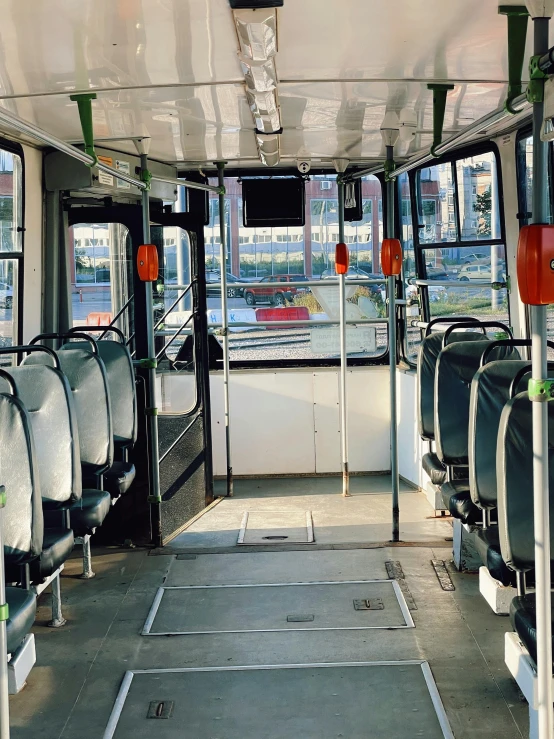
[
  {"xmin": 335, "ymin": 161, "xmax": 350, "ymax": 497},
  {"xmin": 216, "ymin": 162, "xmax": 233, "ymax": 497},
  {"xmin": 0, "ymin": 486, "xmax": 10, "ymax": 739},
  {"xmin": 528, "ymin": 7, "xmax": 553, "ymax": 736},
  {"xmin": 135, "ymin": 139, "xmax": 162, "ymax": 546},
  {"xmin": 382, "ymin": 116, "xmax": 400, "ymax": 542}
]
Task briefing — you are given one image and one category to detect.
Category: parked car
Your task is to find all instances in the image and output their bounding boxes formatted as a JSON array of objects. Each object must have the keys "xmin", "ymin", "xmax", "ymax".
[
  {"xmin": 425, "ymin": 266, "xmax": 449, "ymax": 280},
  {"xmin": 458, "ymin": 263, "xmax": 506, "ymax": 282},
  {"xmin": 462, "ymin": 252, "xmax": 489, "ymax": 264},
  {"xmin": 0, "ymin": 281, "xmax": 13, "ymax": 308},
  {"xmin": 320, "ymin": 267, "xmax": 385, "ymax": 294},
  {"xmin": 243, "ymin": 274, "xmax": 308, "ymax": 306},
  {"xmin": 206, "ymin": 272, "xmax": 245, "ymax": 298}
]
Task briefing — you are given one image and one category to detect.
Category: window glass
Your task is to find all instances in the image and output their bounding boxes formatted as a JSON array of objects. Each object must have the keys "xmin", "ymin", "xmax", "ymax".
[
  {"xmin": 417, "ymin": 163, "xmax": 457, "ymax": 244},
  {"xmin": 198, "ymin": 174, "xmax": 386, "ymax": 363},
  {"xmin": 456, "ymin": 152, "xmax": 501, "ymax": 241},
  {"xmin": 398, "ymin": 172, "xmax": 421, "ymax": 363},
  {"xmin": 71, "ymin": 223, "xmax": 131, "ymax": 331},
  {"xmin": 0, "ymin": 149, "xmax": 22, "ymax": 363}
]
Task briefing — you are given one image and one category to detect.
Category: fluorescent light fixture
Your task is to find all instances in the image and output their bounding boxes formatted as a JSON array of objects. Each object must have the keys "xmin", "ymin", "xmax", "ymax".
[
  {"xmin": 234, "ymin": 9, "xmax": 277, "ymax": 61},
  {"xmin": 256, "ymin": 132, "xmax": 280, "ymax": 167},
  {"xmin": 240, "ymin": 57, "xmax": 277, "ymax": 93},
  {"xmin": 380, "ymin": 111, "xmax": 400, "ymax": 147},
  {"xmin": 247, "ymin": 90, "xmax": 281, "ymax": 133}
]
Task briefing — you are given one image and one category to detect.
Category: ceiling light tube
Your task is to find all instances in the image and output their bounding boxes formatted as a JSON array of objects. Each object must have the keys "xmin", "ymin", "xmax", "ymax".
[
  {"xmin": 234, "ymin": 9, "xmax": 277, "ymax": 61},
  {"xmin": 256, "ymin": 132, "xmax": 280, "ymax": 167},
  {"xmin": 247, "ymin": 90, "xmax": 281, "ymax": 132}
]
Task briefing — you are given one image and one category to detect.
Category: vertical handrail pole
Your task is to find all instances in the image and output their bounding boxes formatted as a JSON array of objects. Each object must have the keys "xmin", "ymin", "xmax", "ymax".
[
  {"xmin": 338, "ymin": 179, "xmax": 350, "ymax": 496},
  {"xmin": 0, "ymin": 487, "xmax": 10, "ymax": 739},
  {"xmin": 216, "ymin": 162, "xmax": 233, "ymax": 497},
  {"xmin": 386, "ymin": 145, "xmax": 400, "ymax": 542},
  {"xmin": 530, "ymin": 10, "xmax": 554, "ymax": 737},
  {"xmin": 139, "ymin": 150, "xmax": 162, "ymax": 542}
]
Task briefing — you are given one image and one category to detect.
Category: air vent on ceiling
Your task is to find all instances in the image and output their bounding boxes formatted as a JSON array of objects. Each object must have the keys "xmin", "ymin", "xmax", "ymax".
[{"xmin": 229, "ymin": 0, "xmax": 283, "ymax": 7}]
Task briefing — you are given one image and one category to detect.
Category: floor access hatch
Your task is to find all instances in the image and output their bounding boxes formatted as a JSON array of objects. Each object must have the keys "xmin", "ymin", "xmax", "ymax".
[
  {"xmin": 237, "ymin": 510, "xmax": 314, "ymax": 545},
  {"xmin": 104, "ymin": 662, "xmax": 453, "ymax": 739},
  {"xmin": 142, "ymin": 580, "xmax": 414, "ymax": 635}
]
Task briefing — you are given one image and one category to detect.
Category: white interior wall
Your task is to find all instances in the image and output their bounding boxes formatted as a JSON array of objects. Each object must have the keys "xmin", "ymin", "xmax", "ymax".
[
  {"xmin": 160, "ymin": 367, "xmax": 391, "ymax": 477},
  {"xmin": 21, "ymin": 145, "xmax": 42, "ymax": 341}
]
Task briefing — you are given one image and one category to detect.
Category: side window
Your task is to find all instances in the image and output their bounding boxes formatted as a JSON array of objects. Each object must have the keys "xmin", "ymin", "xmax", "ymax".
[
  {"xmin": 0, "ymin": 147, "xmax": 22, "ymax": 365},
  {"xmin": 404, "ymin": 149, "xmax": 509, "ymax": 365}
]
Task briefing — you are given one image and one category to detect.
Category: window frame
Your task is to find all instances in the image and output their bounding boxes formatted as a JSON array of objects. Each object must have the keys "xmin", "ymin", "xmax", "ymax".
[
  {"xmin": 401, "ymin": 141, "xmax": 508, "ymax": 367},
  {"xmin": 0, "ymin": 138, "xmax": 24, "ymax": 351}
]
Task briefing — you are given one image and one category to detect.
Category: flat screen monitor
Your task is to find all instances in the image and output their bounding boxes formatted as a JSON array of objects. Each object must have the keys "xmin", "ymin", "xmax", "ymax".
[{"xmin": 242, "ymin": 178, "xmax": 305, "ymax": 227}]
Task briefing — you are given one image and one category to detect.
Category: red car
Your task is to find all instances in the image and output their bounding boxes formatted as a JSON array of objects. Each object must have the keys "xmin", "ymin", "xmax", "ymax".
[{"xmin": 244, "ymin": 275, "xmax": 308, "ymax": 306}]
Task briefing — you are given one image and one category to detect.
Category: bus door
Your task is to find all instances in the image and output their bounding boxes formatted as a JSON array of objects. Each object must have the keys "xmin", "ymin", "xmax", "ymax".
[{"xmin": 67, "ymin": 205, "xmax": 213, "ymax": 547}]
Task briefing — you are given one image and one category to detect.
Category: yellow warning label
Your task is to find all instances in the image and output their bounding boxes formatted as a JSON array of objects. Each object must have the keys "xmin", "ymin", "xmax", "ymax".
[{"xmin": 97, "ymin": 156, "xmax": 114, "ymax": 186}]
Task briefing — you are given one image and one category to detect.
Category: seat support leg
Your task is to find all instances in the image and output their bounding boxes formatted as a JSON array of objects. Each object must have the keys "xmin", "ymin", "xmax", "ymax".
[
  {"xmin": 48, "ymin": 573, "xmax": 66, "ymax": 628},
  {"xmin": 77, "ymin": 534, "xmax": 95, "ymax": 579}
]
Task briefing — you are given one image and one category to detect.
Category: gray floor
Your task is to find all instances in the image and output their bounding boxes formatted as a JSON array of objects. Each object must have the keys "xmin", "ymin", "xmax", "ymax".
[{"xmin": 8, "ymin": 476, "xmax": 529, "ymax": 738}]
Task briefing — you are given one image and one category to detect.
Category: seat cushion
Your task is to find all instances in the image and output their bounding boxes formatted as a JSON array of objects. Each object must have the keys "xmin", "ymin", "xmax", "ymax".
[
  {"xmin": 474, "ymin": 527, "xmax": 514, "ymax": 586},
  {"xmin": 510, "ymin": 594, "xmax": 554, "ymax": 669},
  {"xmin": 441, "ymin": 480, "xmax": 481, "ymax": 524},
  {"xmin": 6, "ymin": 587, "xmax": 36, "ymax": 655},
  {"xmin": 30, "ymin": 527, "xmax": 75, "ymax": 582},
  {"xmin": 103, "ymin": 461, "xmax": 136, "ymax": 498},
  {"xmin": 422, "ymin": 452, "xmax": 447, "ymax": 486},
  {"xmin": 68, "ymin": 490, "xmax": 111, "ymax": 536}
]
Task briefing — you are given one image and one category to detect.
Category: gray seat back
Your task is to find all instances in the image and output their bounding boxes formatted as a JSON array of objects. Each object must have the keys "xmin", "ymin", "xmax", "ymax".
[
  {"xmin": 65, "ymin": 340, "xmax": 137, "ymax": 446},
  {"xmin": 0, "ymin": 387, "xmax": 43, "ymax": 564},
  {"xmin": 0, "ymin": 364, "xmax": 81, "ymax": 504},
  {"xmin": 497, "ymin": 392, "xmax": 554, "ymax": 572},
  {"xmin": 469, "ymin": 360, "xmax": 531, "ymax": 509},
  {"xmin": 435, "ymin": 341, "xmax": 521, "ymax": 466},
  {"xmin": 417, "ymin": 331, "xmax": 488, "ymax": 441},
  {"xmin": 26, "ymin": 347, "xmax": 113, "ymax": 473}
]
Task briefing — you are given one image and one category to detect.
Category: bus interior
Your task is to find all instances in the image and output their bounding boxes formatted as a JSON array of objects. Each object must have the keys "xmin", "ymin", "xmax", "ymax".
[{"xmin": 3, "ymin": 1, "xmax": 554, "ymax": 738}]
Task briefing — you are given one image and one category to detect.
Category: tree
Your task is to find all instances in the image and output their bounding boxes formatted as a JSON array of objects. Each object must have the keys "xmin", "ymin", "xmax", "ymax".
[{"xmin": 473, "ymin": 185, "xmax": 492, "ymax": 236}]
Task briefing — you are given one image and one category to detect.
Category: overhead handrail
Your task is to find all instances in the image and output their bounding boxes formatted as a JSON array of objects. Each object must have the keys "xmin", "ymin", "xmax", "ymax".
[
  {"xmin": 442, "ymin": 320, "xmax": 512, "ymax": 347},
  {"xmin": 29, "ymin": 332, "xmax": 99, "ymax": 355},
  {"xmin": 410, "ymin": 278, "xmax": 507, "ymax": 289},
  {"xmin": 68, "ymin": 325, "xmax": 126, "ymax": 344},
  {"xmin": 0, "ymin": 344, "xmax": 61, "ymax": 370}
]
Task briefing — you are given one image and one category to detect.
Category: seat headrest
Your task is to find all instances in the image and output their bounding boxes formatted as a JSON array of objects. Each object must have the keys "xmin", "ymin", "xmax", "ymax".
[
  {"xmin": 469, "ymin": 360, "xmax": 530, "ymax": 509},
  {"xmin": 0, "ymin": 393, "xmax": 43, "ymax": 561},
  {"xmin": 498, "ymin": 392, "xmax": 554, "ymax": 572},
  {"xmin": 435, "ymin": 341, "xmax": 521, "ymax": 466},
  {"xmin": 417, "ymin": 331, "xmax": 488, "ymax": 441}
]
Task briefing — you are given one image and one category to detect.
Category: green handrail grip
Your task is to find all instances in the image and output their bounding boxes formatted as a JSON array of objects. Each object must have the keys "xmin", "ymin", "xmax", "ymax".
[
  {"xmin": 217, "ymin": 185, "xmax": 226, "ymax": 195},
  {"xmin": 136, "ymin": 358, "xmax": 157, "ymax": 369},
  {"xmin": 527, "ymin": 54, "xmax": 548, "ymax": 103},
  {"xmin": 0, "ymin": 603, "xmax": 8, "ymax": 622},
  {"xmin": 529, "ymin": 378, "xmax": 554, "ymax": 401},
  {"xmin": 494, "ymin": 331, "xmax": 510, "ymax": 340},
  {"xmin": 147, "ymin": 495, "xmax": 162, "ymax": 503},
  {"xmin": 0, "ymin": 484, "xmax": 5, "ymax": 509},
  {"xmin": 69, "ymin": 93, "xmax": 98, "ymax": 165},
  {"xmin": 499, "ymin": 6, "xmax": 529, "ymax": 114},
  {"xmin": 145, "ymin": 407, "xmax": 158, "ymax": 416},
  {"xmin": 141, "ymin": 168, "xmax": 152, "ymax": 191},
  {"xmin": 428, "ymin": 84, "xmax": 455, "ymax": 157},
  {"xmin": 384, "ymin": 158, "xmax": 396, "ymax": 182}
]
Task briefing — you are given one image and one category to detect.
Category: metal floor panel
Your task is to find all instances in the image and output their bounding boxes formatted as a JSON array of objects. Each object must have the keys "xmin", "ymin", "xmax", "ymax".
[
  {"xmin": 237, "ymin": 510, "xmax": 314, "ymax": 545},
  {"xmin": 142, "ymin": 580, "xmax": 414, "ymax": 635},
  {"xmin": 105, "ymin": 662, "xmax": 453, "ymax": 739}
]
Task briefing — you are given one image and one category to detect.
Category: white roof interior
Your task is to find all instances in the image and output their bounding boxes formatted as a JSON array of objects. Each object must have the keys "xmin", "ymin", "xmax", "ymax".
[{"xmin": 0, "ymin": 0, "xmax": 543, "ymax": 168}]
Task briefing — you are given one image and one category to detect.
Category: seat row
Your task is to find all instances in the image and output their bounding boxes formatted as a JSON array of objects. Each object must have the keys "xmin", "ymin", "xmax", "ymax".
[
  {"xmin": 417, "ymin": 317, "xmax": 554, "ymax": 734},
  {"xmin": 1, "ymin": 327, "xmax": 138, "ymax": 693}
]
